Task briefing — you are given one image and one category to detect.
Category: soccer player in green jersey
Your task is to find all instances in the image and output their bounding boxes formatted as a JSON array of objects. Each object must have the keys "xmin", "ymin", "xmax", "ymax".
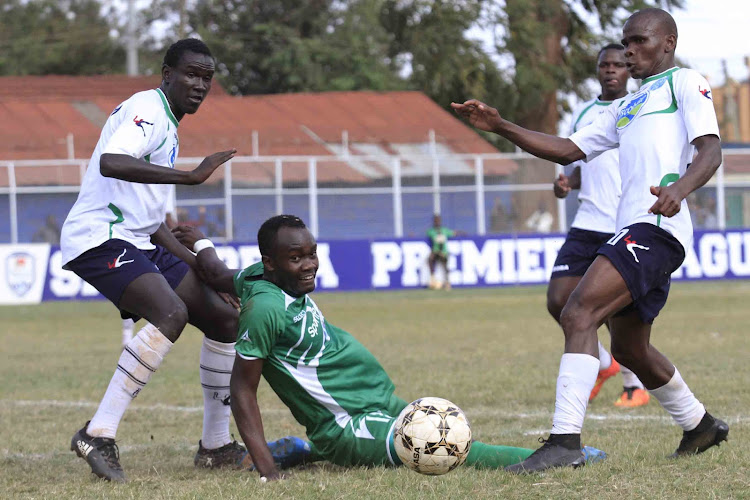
[
  {"xmin": 427, "ymin": 214, "xmax": 455, "ymax": 290},
  {"xmin": 173, "ymin": 215, "xmax": 606, "ymax": 480}
]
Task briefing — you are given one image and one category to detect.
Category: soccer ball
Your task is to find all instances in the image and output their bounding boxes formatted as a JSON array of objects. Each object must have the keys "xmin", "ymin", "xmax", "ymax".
[{"xmin": 393, "ymin": 397, "xmax": 472, "ymax": 475}]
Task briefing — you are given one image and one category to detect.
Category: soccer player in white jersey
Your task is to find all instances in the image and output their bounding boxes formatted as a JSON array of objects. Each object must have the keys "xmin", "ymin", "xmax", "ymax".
[
  {"xmin": 453, "ymin": 8, "xmax": 727, "ymax": 473},
  {"xmin": 61, "ymin": 39, "xmax": 245, "ymax": 482},
  {"xmin": 549, "ymin": 43, "xmax": 649, "ymax": 408}
]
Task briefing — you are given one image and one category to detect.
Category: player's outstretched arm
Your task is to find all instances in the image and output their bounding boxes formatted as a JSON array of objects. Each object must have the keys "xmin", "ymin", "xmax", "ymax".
[
  {"xmin": 451, "ymin": 99, "xmax": 585, "ymax": 165},
  {"xmin": 649, "ymin": 135, "xmax": 722, "ymax": 217},
  {"xmin": 172, "ymin": 225, "xmax": 238, "ymax": 294},
  {"xmin": 100, "ymin": 149, "xmax": 236, "ymax": 185},
  {"xmin": 231, "ymin": 356, "xmax": 282, "ymax": 480}
]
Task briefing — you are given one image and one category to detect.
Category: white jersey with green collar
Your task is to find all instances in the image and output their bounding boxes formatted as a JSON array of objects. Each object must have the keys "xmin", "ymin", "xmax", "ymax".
[
  {"xmin": 61, "ymin": 88, "xmax": 180, "ymax": 265},
  {"xmin": 233, "ymin": 263, "xmax": 396, "ymax": 444},
  {"xmin": 569, "ymin": 67, "xmax": 720, "ymax": 251},
  {"xmin": 567, "ymin": 97, "xmax": 623, "ymax": 234}
]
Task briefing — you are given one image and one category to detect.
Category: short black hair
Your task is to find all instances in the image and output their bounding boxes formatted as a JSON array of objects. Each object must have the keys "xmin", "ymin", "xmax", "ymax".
[
  {"xmin": 598, "ymin": 43, "xmax": 625, "ymax": 57},
  {"xmin": 163, "ymin": 38, "xmax": 213, "ymax": 68},
  {"xmin": 258, "ymin": 215, "xmax": 307, "ymax": 256}
]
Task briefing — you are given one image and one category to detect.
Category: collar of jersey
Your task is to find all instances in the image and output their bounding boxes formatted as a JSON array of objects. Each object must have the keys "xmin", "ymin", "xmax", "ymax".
[
  {"xmin": 156, "ymin": 88, "xmax": 180, "ymax": 128},
  {"xmin": 641, "ymin": 67, "xmax": 679, "ymax": 85},
  {"xmin": 594, "ymin": 97, "xmax": 615, "ymax": 106}
]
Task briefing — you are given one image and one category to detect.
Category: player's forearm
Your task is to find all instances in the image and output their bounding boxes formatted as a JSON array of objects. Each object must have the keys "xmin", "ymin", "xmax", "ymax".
[
  {"xmin": 493, "ymin": 120, "xmax": 585, "ymax": 165},
  {"xmin": 100, "ymin": 153, "xmax": 201, "ymax": 185},
  {"xmin": 151, "ymin": 223, "xmax": 197, "ymax": 267},
  {"xmin": 674, "ymin": 139, "xmax": 723, "ymax": 199},
  {"xmin": 230, "ymin": 380, "xmax": 279, "ymax": 478},
  {"xmin": 195, "ymin": 249, "xmax": 237, "ymax": 294},
  {"xmin": 568, "ymin": 166, "xmax": 582, "ymax": 190}
]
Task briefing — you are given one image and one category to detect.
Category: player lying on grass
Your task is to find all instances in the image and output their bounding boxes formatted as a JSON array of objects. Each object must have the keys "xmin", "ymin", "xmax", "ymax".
[{"xmin": 172, "ymin": 216, "xmax": 606, "ymax": 480}]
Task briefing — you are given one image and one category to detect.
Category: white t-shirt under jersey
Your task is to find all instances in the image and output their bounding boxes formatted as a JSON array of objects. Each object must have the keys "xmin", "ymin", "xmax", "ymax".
[
  {"xmin": 61, "ymin": 88, "xmax": 180, "ymax": 265},
  {"xmin": 567, "ymin": 97, "xmax": 622, "ymax": 234},
  {"xmin": 569, "ymin": 67, "xmax": 720, "ymax": 252}
]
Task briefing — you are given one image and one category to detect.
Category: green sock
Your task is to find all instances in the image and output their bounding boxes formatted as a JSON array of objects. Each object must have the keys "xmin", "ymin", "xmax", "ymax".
[
  {"xmin": 463, "ymin": 441, "xmax": 534, "ymax": 469},
  {"xmin": 306, "ymin": 440, "xmax": 326, "ymax": 463}
]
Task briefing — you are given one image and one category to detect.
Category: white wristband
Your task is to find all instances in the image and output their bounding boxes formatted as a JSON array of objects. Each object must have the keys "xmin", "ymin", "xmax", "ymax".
[{"xmin": 193, "ymin": 239, "xmax": 215, "ymax": 254}]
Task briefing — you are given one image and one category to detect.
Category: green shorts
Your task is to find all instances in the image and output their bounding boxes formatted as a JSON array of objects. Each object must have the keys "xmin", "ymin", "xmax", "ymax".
[{"xmin": 309, "ymin": 394, "xmax": 408, "ymax": 467}]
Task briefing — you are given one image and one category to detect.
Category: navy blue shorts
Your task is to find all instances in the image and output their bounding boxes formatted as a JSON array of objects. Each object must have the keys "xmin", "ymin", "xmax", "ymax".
[
  {"xmin": 64, "ymin": 239, "xmax": 189, "ymax": 319},
  {"xmin": 597, "ymin": 223, "xmax": 685, "ymax": 324},
  {"xmin": 551, "ymin": 228, "xmax": 614, "ymax": 278}
]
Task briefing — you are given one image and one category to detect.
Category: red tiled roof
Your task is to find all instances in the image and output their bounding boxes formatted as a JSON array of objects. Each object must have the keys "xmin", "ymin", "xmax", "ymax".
[
  {"xmin": 0, "ymin": 75, "xmax": 226, "ymax": 101},
  {"xmin": 0, "ymin": 76, "xmax": 512, "ymax": 185}
]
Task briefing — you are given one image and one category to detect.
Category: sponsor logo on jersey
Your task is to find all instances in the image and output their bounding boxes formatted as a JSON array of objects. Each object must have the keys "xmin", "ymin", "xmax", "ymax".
[
  {"xmin": 616, "ymin": 91, "xmax": 649, "ymax": 129},
  {"xmin": 624, "ymin": 235, "xmax": 650, "ymax": 263},
  {"xmin": 292, "ymin": 310, "xmax": 306, "ymax": 323},
  {"xmin": 699, "ymin": 86, "xmax": 712, "ymax": 100},
  {"xmin": 6, "ymin": 252, "xmax": 34, "ymax": 297},
  {"xmin": 133, "ymin": 115, "xmax": 154, "ymax": 136},
  {"xmin": 107, "ymin": 248, "xmax": 134, "ymax": 269},
  {"xmin": 552, "ymin": 264, "xmax": 570, "ymax": 273}
]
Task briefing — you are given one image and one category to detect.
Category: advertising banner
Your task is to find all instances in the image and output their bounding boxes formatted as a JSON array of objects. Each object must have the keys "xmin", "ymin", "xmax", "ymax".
[{"xmin": 2, "ymin": 229, "xmax": 750, "ymax": 305}]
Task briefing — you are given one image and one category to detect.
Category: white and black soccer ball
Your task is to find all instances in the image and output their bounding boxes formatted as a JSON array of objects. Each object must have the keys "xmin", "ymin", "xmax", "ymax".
[{"xmin": 393, "ymin": 397, "xmax": 472, "ymax": 475}]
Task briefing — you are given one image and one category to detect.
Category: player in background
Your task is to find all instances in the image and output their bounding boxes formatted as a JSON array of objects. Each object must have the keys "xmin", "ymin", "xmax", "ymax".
[
  {"xmin": 172, "ymin": 216, "xmax": 607, "ymax": 481},
  {"xmin": 62, "ymin": 39, "xmax": 244, "ymax": 482},
  {"xmin": 427, "ymin": 214, "xmax": 455, "ymax": 290},
  {"xmin": 453, "ymin": 8, "xmax": 727, "ymax": 473},
  {"xmin": 550, "ymin": 43, "xmax": 649, "ymax": 408},
  {"xmin": 121, "ymin": 187, "xmax": 178, "ymax": 347}
]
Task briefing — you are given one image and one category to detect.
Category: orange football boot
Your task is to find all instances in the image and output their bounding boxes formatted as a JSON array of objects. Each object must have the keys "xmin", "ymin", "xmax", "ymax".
[
  {"xmin": 614, "ymin": 387, "xmax": 650, "ymax": 408},
  {"xmin": 589, "ymin": 358, "xmax": 620, "ymax": 401}
]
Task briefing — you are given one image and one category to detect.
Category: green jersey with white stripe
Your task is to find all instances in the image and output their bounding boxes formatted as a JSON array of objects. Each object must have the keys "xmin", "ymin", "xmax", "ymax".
[{"xmin": 233, "ymin": 263, "xmax": 396, "ymax": 444}]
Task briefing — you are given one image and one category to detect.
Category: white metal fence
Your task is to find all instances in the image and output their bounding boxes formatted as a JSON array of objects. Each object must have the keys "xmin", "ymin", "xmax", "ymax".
[{"xmin": 1, "ymin": 149, "xmax": 749, "ymax": 244}]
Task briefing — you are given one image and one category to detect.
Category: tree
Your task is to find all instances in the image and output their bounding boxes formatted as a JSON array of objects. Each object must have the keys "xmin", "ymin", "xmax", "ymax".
[
  {"xmin": 492, "ymin": 0, "xmax": 684, "ymax": 133},
  {"xmin": 0, "ymin": 0, "xmax": 124, "ymax": 75}
]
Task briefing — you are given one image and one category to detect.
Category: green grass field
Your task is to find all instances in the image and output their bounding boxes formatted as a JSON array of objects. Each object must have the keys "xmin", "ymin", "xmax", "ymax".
[{"xmin": 2, "ymin": 282, "xmax": 749, "ymax": 499}]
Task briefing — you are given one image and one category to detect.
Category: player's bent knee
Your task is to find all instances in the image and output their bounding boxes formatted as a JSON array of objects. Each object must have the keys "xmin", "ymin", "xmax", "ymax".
[
  {"xmin": 559, "ymin": 302, "xmax": 595, "ymax": 337},
  {"xmin": 157, "ymin": 300, "xmax": 189, "ymax": 341}
]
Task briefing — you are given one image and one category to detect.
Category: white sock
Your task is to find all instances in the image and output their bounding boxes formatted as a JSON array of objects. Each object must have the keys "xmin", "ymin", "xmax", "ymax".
[
  {"xmin": 649, "ymin": 368, "xmax": 706, "ymax": 431},
  {"xmin": 87, "ymin": 323, "xmax": 173, "ymax": 439},
  {"xmin": 121, "ymin": 318, "xmax": 135, "ymax": 347},
  {"xmin": 620, "ymin": 365, "xmax": 645, "ymax": 389},
  {"xmin": 200, "ymin": 338, "xmax": 235, "ymax": 449},
  {"xmin": 551, "ymin": 353, "xmax": 600, "ymax": 435},
  {"xmin": 597, "ymin": 341, "xmax": 612, "ymax": 370}
]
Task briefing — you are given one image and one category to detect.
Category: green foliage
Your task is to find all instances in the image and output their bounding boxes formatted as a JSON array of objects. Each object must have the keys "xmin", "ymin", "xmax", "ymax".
[
  {"xmin": 0, "ymin": 0, "xmax": 124, "ymax": 75},
  {"xmin": 492, "ymin": 0, "xmax": 684, "ymax": 132}
]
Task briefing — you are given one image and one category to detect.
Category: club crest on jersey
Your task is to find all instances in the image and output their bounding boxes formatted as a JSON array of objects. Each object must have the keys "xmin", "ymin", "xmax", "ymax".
[
  {"xmin": 133, "ymin": 116, "xmax": 154, "ymax": 136},
  {"xmin": 616, "ymin": 91, "xmax": 649, "ymax": 129},
  {"xmin": 6, "ymin": 252, "xmax": 34, "ymax": 297}
]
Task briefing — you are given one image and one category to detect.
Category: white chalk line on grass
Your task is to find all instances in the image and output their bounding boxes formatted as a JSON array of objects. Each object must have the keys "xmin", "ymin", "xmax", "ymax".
[{"xmin": 3, "ymin": 399, "xmax": 749, "ymax": 425}]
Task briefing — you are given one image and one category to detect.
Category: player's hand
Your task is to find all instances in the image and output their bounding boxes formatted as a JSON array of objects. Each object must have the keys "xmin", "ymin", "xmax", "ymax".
[
  {"xmin": 190, "ymin": 149, "xmax": 237, "ymax": 185},
  {"xmin": 553, "ymin": 173, "xmax": 571, "ymax": 198},
  {"xmin": 648, "ymin": 184, "xmax": 684, "ymax": 217},
  {"xmin": 218, "ymin": 291, "xmax": 240, "ymax": 309},
  {"xmin": 450, "ymin": 99, "xmax": 502, "ymax": 133},
  {"xmin": 172, "ymin": 224, "xmax": 207, "ymax": 249}
]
